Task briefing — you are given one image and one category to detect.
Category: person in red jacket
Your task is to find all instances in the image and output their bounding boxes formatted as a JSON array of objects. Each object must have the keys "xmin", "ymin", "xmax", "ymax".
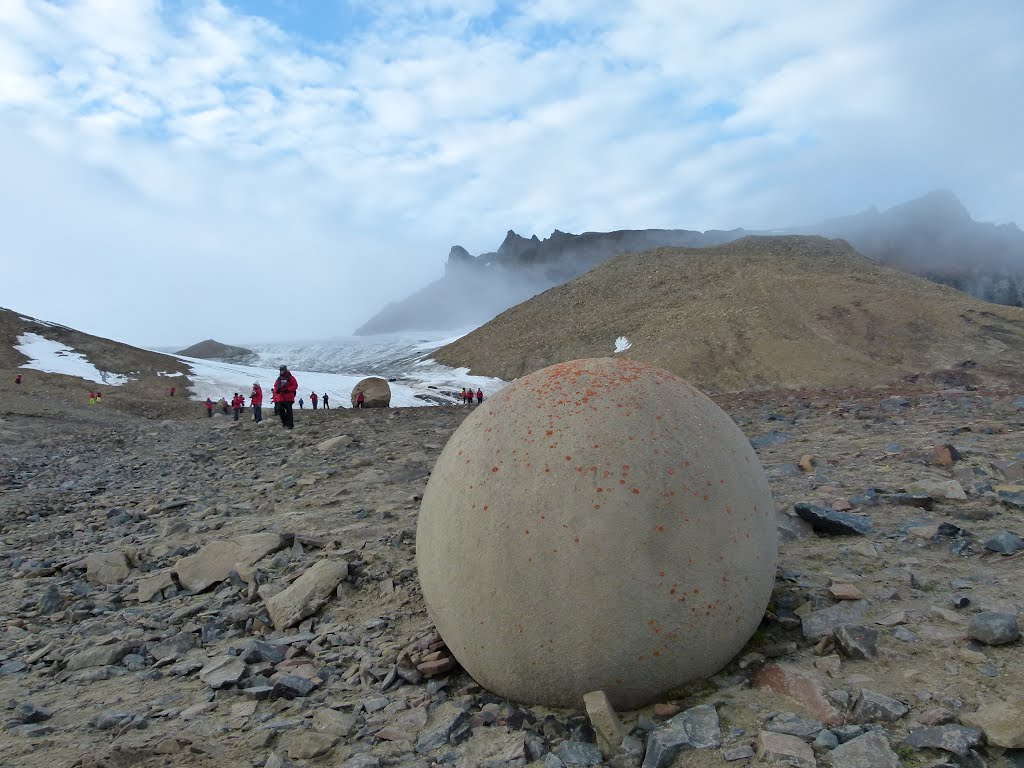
[
  {"xmin": 231, "ymin": 392, "xmax": 243, "ymax": 421},
  {"xmin": 169, "ymin": 386, "xmax": 175, "ymax": 397},
  {"xmin": 15, "ymin": 374, "xmax": 22, "ymax": 384},
  {"xmin": 273, "ymin": 365, "xmax": 299, "ymax": 429},
  {"xmin": 250, "ymin": 382, "xmax": 263, "ymax": 423},
  {"xmin": 310, "ymin": 391, "xmax": 318, "ymax": 410},
  {"xmin": 476, "ymin": 387, "xmax": 483, "ymax": 404},
  {"xmin": 204, "ymin": 397, "xmax": 213, "ymax": 417},
  {"xmin": 355, "ymin": 390, "xmax": 365, "ymax": 408}
]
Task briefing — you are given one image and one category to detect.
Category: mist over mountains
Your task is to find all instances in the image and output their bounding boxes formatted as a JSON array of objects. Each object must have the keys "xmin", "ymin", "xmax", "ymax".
[{"xmin": 356, "ymin": 191, "xmax": 1024, "ymax": 335}]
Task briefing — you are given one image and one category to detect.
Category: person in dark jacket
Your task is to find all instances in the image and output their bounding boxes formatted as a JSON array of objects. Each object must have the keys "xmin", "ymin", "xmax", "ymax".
[
  {"xmin": 274, "ymin": 365, "xmax": 299, "ymax": 429},
  {"xmin": 322, "ymin": 392, "xmax": 329, "ymax": 409}
]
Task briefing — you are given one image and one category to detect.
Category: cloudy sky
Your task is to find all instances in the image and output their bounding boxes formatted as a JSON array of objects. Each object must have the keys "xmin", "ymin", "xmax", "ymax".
[{"xmin": 1, "ymin": 1, "xmax": 1022, "ymax": 347}]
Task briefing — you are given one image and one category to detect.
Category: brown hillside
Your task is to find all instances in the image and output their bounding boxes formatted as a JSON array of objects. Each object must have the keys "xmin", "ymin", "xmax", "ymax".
[
  {"xmin": 0, "ymin": 308, "xmax": 196, "ymax": 419},
  {"xmin": 431, "ymin": 236, "xmax": 1024, "ymax": 392},
  {"xmin": 177, "ymin": 338, "xmax": 256, "ymax": 362}
]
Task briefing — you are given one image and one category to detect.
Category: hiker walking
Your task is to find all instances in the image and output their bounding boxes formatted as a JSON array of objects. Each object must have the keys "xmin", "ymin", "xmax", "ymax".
[
  {"xmin": 310, "ymin": 392, "xmax": 318, "ymax": 410},
  {"xmin": 274, "ymin": 365, "xmax": 299, "ymax": 429},
  {"xmin": 169, "ymin": 386, "xmax": 175, "ymax": 397},
  {"xmin": 15, "ymin": 374, "xmax": 22, "ymax": 384},
  {"xmin": 250, "ymin": 382, "xmax": 263, "ymax": 423},
  {"xmin": 204, "ymin": 398, "xmax": 213, "ymax": 417},
  {"xmin": 322, "ymin": 392, "xmax": 329, "ymax": 409},
  {"xmin": 298, "ymin": 398, "xmax": 304, "ymax": 409}
]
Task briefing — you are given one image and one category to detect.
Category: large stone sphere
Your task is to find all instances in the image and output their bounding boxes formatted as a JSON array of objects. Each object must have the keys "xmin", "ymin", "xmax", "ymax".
[
  {"xmin": 351, "ymin": 377, "xmax": 391, "ymax": 408},
  {"xmin": 416, "ymin": 358, "xmax": 776, "ymax": 709}
]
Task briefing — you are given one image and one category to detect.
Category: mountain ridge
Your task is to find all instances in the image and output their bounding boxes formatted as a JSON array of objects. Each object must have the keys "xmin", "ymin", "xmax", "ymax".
[
  {"xmin": 430, "ymin": 235, "xmax": 1024, "ymax": 392},
  {"xmin": 356, "ymin": 191, "xmax": 1024, "ymax": 335}
]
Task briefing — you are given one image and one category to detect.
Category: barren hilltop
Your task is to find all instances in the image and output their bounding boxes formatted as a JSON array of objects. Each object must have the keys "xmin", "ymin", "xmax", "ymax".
[
  {"xmin": 176, "ymin": 339, "xmax": 257, "ymax": 365},
  {"xmin": 431, "ymin": 236, "xmax": 1024, "ymax": 391}
]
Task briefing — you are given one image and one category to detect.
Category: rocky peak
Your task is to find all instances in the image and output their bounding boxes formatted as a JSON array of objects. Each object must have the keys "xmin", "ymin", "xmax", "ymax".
[
  {"xmin": 497, "ymin": 230, "xmax": 537, "ymax": 259},
  {"xmin": 444, "ymin": 245, "xmax": 476, "ymax": 276}
]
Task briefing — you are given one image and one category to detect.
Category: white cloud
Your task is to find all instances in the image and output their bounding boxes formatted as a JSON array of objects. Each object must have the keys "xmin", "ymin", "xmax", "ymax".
[{"xmin": 0, "ymin": 0, "xmax": 1022, "ymax": 345}]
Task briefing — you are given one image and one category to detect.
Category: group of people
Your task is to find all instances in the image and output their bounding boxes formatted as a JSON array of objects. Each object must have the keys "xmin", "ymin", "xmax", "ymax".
[
  {"xmin": 202, "ymin": 365, "xmax": 300, "ymax": 429},
  {"xmin": 298, "ymin": 391, "xmax": 329, "ymax": 410},
  {"xmin": 461, "ymin": 387, "xmax": 484, "ymax": 404}
]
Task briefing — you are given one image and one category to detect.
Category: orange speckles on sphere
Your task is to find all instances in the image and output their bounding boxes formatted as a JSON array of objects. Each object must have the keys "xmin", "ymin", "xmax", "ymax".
[
  {"xmin": 565, "ymin": 455, "xmax": 572, "ymax": 461},
  {"xmin": 491, "ymin": 466, "xmax": 499, "ymax": 473},
  {"xmin": 596, "ymin": 487, "xmax": 604, "ymax": 493},
  {"xmin": 524, "ymin": 529, "xmax": 530, "ymax": 534},
  {"xmin": 483, "ymin": 505, "xmax": 489, "ymax": 511},
  {"xmin": 546, "ymin": 430, "xmax": 553, "ymax": 436},
  {"xmin": 574, "ymin": 536, "xmax": 580, "ymax": 543},
  {"xmin": 702, "ymin": 494, "xmax": 710, "ymax": 501},
  {"xmin": 658, "ymin": 570, "xmax": 665, "ymax": 578},
  {"xmin": 593, "ymin": 504, "xmax": 601, "ymax": 510},
  {"xmin": 655, "ymin": 525, "xmax": 665, "ymax": 532},
  {"xmin": 632, "ymin": 488, "xmax": 640, "ymax": 494}
]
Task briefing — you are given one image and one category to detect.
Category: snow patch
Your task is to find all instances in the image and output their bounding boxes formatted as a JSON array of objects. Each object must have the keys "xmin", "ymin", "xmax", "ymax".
[
  {"xmin": 614, "ymin": 336, "xmax": 632, "ymax": 353},
  {"xmin": 16, "ymin": 333, "xmax": 131, "ymax": 385},
  {"xmin": 181, "ymin": 355, "xmax": 505, "ymax": 408}
]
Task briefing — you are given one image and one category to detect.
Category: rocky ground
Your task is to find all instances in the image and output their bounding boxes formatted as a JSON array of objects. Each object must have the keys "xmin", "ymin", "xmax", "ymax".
[{"xmin": 2, "ymin": 385, "xmax": 1024, "ymax": 768}]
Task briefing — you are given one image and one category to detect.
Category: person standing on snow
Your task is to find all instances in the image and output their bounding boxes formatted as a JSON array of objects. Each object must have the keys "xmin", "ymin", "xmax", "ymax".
[
  {"xmin": 274, "ymin": 365, "xmax": 299, "ymax": 429},
  {"xmin": 250, "ymin": 382, "xmax": 263, "ymax": 423},
  {"xmin": 310, "ymin": 392, "xmax": 318, "ymax": 410},
  {"xmin": 476, "ymin": 387, "xmax": 483, "ymax": 404},
  {"xmin": 322, "ymin": 392, "xmax": 329, "ymax": 409}
]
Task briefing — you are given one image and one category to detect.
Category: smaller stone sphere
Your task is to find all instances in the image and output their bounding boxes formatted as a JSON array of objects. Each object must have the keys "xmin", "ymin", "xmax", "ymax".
[
  {"xmin": 351, "ymin": 377, "xmax": 391, "ymax": 408},
  {"xmin": 416, "ymin": 358, "xmax": 777, "ymax": 709}
]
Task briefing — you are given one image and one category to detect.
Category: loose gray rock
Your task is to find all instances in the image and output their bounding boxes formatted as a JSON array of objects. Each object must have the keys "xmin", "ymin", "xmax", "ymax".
[
  {"xmin": 827, "ymin": 730, "xmax": 903, "ymax": 768},
  {"xmin": 150, "ymin": 632, "xmax": 197, "ymax": 661},
  {"xmin": 415, "ymin": 705, "xmax": 468, "ymax": 753},
  {"xmin": 834, "ymin": 624, "xmax": 880, "ymax": 659},
  {"xmin": 793, "ymin": 503, "xmax": 873, "ymax": 535},
  {"xmin": 905, "ymin": 724, "xmax": 983, "ymax": 756},
  {"xmin": 14, "ymin": 702, "xmax": 54, "ymax": 723},
  {"xmin": 199, "ymin": 656, "xmax": 246, "ymax": 689},
  {"xmin": 553, "ymin": 741, "xmax": 603, "ymax": 766},
  {"xmin": 265, "ymin": 559, "xmax": 349, "ymax": 631},
  {"xmin": 851, "ymin": 690, "xmax": 909, "ymax": 723},
  {"xmin": 763, "ymin": 712, "xmax": 823, "ymax": 740},
  {"xmin": 272, "ymin": 674, "xmax": 317, "ymax": 700},
  {"xmin": 983, "ymin": 530, "xmax": 1024, "ymax": 554},
  {"xmin": 65, "ymin": 641, "xmax": 137, "ymax": 672},
  {"xmin": 967, "ymin": 611, "xmax": 1020, "ymax": 645},
  {"xmin": 802, "ymin": 600, "xmax": 869, "ymax": 640}
]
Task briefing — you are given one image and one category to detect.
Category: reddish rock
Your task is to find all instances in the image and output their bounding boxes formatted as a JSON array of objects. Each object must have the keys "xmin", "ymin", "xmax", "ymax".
[
  {"xmin": 932, "ymin": 443, "xmax": 960, "ymax": 469},
  {"xmin": 653, "ymin": 703, "xmax": 681, "ymax": 718},
  {"xmin": 829, "ymin": 583, "xmax": 864, "ymax": 600},
  {"xmin": 417, "ymin": 657, "xmax": 456, "ymax": 677},
  {"xmin": 752, "ymin": 664, "xmax": 844, "ymax": 725}
]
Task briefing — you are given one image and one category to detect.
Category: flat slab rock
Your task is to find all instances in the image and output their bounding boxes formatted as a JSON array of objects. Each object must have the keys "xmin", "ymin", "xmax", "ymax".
[
  {"xmin": 793, "ymin": 503, "xmax": 873, "ymax": 535},
  {"xmin": 173, "ymin": 533, "xmax": 285, "ymax": 592}
]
